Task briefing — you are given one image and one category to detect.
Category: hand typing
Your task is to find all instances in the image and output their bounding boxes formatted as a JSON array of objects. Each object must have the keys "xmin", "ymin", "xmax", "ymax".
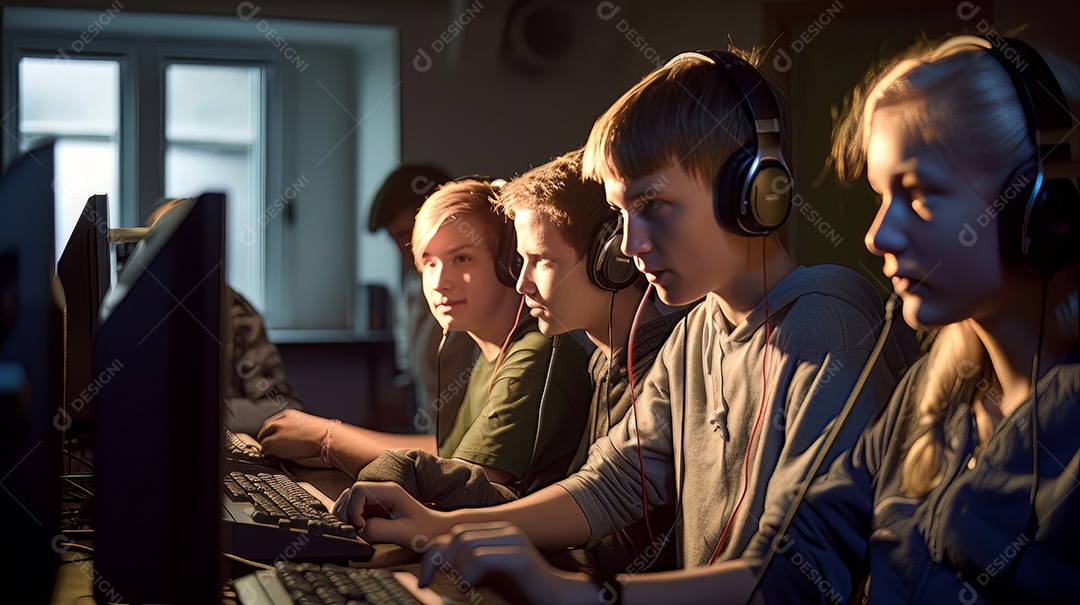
[
  {"xmin": 417, "ymin": 522, "xmax": 599, "ymax": 605},
  {"xmin": 333, "ymin": 481, "xmax": 446, "ymax": 549},
  {"xmin": 257, "ymin": 409, "xmax": 334, "ymax": 467}
]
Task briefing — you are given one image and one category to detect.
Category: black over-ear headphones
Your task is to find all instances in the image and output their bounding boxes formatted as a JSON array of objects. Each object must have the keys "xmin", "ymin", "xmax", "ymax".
[
  {"xmin": 491, "ymin": 179, "xmax": 524, "ymax": 288},
  {"xmin": 493, "ymin": 220, "xmax": 522, "ymax": 287},
  {"xmin": 587, "ymin": 213, "xmax": 639, "ymax": 291},
  {"xmin": 666, "ymin": 50, "xmax": 794, "ymax": 237},
  {"xmin": 451, "ymin": 174, "xmax": 523, "ymax": 287},
  {"xmin": 946, "ymin": 35, "xmax": 1080, "ymax": 277}
]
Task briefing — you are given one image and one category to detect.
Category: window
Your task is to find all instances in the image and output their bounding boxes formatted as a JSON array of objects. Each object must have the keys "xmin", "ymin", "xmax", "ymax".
[
  {"xmin": 9, "ymin": 44, "xmax": 273, "ymax": 312},
  {"xmin": 5, "ymin": 8, "xmax": 400, "ymax": 329},
  {"xmin": 18, "ymin": 57, "xmax": 120, "ymax": 261},
  {"xmin": 165, "ymin": 63, "xmax": 265, "ymax": 311}
]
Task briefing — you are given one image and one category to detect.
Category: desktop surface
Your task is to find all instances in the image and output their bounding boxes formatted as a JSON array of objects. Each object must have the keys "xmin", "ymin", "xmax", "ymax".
[{"xmin": 51, "ymin": 456, "xmax": 509, "ymax": 605}]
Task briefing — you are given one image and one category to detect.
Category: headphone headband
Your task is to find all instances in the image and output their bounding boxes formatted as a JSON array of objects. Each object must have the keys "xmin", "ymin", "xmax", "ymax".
[
  {"xmin": 938, "ymin": 35, "xmax": 1079, "ymax": 276},
  {"xmin": 449, "ymin": 174, "xmax": 520, "ymax": 286},
  {"xmin": 668, "ymin": 50, "xmax": 793, "ymax": 236},
  {"xmin": 941, "ymin": 35, "xmax": 1075, "ymax": 276}
]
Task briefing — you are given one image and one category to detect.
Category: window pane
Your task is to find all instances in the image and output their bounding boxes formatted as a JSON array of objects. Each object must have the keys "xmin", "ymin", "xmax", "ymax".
[
  {"xmin": 19, "ymin": 58, "xmax": 120, "ymax": 262},
  {"xmin": 166, "ymin": 64, "xmax": 257, "ymax": 144},
  {"xmin": 165, "ymin": 63, "xmax": 263, "ymax": 311},
  {"xmin": 20, "ymin": 58, "xmax": 119, "ymax": 135}
]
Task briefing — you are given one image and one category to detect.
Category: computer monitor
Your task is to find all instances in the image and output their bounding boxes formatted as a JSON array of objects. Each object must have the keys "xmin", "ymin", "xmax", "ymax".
[
  {"xmin": 93, "ymin": 194, "xmax": 226, "ymax": 604},
  {"xmin": 57, "ymin": 193, "xmax": 110, "ymax": 428},
  {"xmin": 0, "ymin": 143, "xmax": 64, "ymax": 603}
]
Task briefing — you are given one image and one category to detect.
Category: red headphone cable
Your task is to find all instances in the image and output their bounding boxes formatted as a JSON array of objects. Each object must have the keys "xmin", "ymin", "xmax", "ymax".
[
  {"xmin": 488, "ymin": 295, "xmax": 526, "ymax": 396},
  {"xmin": 708, "ymin": 239, "xmax": 773, "ymax": 565}
]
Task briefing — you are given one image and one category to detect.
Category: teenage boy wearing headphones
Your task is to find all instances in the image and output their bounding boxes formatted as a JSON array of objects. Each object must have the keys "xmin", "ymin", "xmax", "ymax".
[
  {"xmin": 352, "ymin": 149, "xmax": 684, "ymax": 572},
  {"xmin": 367, "ymin": 165, "xmax": 478, "ymax": 440},
  {"xmin": 398, "ymin": 37, "xmax": 1080, "ymax": 604},
  {"xmin": 335, "ymin": 47, "xmax": 918, "ymax": 582},
  {"xmin": 260, "ymin": 180, "xmax": 591, "ymax": 488}
]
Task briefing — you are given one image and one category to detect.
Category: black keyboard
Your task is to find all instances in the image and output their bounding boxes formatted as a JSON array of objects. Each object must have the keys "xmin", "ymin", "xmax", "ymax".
[
  {"xmin": 230, "ymin": 562, "xmax": 444, "ymax": 605},
  {"xmin": 225, "ymin": 428, "xmax": 270, "ymax": 465},
  {"xmin": 221, "ymin": 459, "xmax": 374, "ymax": 561},
  {"xmin": 224, "ymin": 467, "xmax": 358, "ymax": 539}
]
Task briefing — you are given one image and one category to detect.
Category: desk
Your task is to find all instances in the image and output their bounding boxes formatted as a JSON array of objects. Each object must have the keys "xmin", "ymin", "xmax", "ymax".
[
  {"xmin": 50, "ymin": 463, "xmax": 507, "ymax": 605},
  {"xmin": 51, "ymin": 547, "xmax": 508, "ymax": 605}
]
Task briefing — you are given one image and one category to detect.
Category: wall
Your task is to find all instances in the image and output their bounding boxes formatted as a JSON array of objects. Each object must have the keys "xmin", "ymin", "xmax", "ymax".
[{"xmin": 8, "ymin": 0, "xmax": 1076, "ymax": 326}]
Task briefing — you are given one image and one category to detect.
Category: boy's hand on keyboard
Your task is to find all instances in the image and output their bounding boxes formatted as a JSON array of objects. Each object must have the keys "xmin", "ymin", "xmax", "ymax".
[
  {"xmin": 333, "ymin": 481, "xmax": 446, "ymax": 549},
  {"xmin": 257, "ymin": 409, "xmax": 334, "ymax": 467},
  {"xmin": 417, "ymin": 522, "xmax": 600, "ymax": 605}
]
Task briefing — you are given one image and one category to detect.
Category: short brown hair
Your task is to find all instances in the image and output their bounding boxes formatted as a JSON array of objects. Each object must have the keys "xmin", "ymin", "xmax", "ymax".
[
  {"xmin": 582, "ymin": 47, "xmax": 790, "ymax": 193},
  {"xmin": 496, "ymin": 149, "xmax": 611, "ymax": 260},
  {"xmin": 411, "ymin": 179, "xmax": 506, "ymax": 270},
  {"xmin": 368, "ymin": 164, "xmax": 450, "ymax": 233}
]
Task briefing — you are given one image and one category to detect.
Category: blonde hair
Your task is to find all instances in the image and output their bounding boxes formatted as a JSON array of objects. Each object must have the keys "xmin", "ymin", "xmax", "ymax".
[
  {"xmin": 411, "ymin": 180, "xmax": 505, "ymax": 271},
  {"xmin": 496, "ymin": 148, "xmax": 611, "ymax": 260},
  {"xmin": 833, "ymin": 38, "xmax": 1078, "ymax": 497},
  {"xmin": 832, "ymin": 40, "xmax": 1032, "ymax": 195},
  {"xmin": 581, "ymin": 46, "xmax": 790, "ymax": 192},
  {"xmin": 146, "ymin": 198, "xmax": 193, "ymax": 228}
]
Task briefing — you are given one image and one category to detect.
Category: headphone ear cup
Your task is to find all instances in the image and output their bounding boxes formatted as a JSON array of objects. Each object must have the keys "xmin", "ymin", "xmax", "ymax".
[
  {"xmin": 715, "ymin": 152, "xmax": 793, "ymax": 237},
  {"xmin": 997, "ymin": 161, "xmax": 1038, "ymax": 274},
  {"xmin": 747, "ymin": 163, "xmax": 793, "ymax": 233},
  {"xmin": 494, "ymin": 217, "xmax": 522, "ymax": 287},
  {"xmin": 588, "ymin": 218, "xmax": 639, "ymax": 291},
  {"xmin": 1022, "ymin": 177, "xmax": 1080, "ymax": 276},
  {"xmin": 714, "ymin": 147, "xmax": 756, "ymax": 237}
]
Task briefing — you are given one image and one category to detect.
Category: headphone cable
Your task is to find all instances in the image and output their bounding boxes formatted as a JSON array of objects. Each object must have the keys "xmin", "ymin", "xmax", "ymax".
[
  {"xmin": 607, "ymin": 290, "xmax": 616, "ymax": 431},
  {"xmin": 708, "ymin": 239, "xmax": 773, "ymax": 565},
  {"xmin": 488, "ymin": 295, "xmax": 526, "ymax": 396},
  {"xmin": 1002, "ymin": 276, "xmax": 1049, "ymax": 582},
  {"xmin": 435, "ymin": 329, "xmax": 447, "ymax": 449},
  {"xmin": 746, "ymin": 293, "xmax": 899, "ymax": 602},
  {"xmin": 628, "ymin": 282, "xmax": 656, "ymax": 542}
]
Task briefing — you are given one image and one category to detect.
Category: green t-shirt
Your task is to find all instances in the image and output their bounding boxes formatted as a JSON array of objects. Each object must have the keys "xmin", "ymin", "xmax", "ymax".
[{"xmin": 438, "ymin": 316, "xmax": 590, "ymax": 492}]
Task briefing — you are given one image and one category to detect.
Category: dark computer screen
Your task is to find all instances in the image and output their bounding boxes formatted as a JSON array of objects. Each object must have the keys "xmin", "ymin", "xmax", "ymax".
[
  {"xmin": 0, "ymin": 143, "xmax": 64, "ymax": 603},
  {"xmin": 57, "ymin": 193, "xmax": 110, "ymax": 427},
  {"xmin": 93, "ymin": 193, "xmax": 226, "ymax": 603}
]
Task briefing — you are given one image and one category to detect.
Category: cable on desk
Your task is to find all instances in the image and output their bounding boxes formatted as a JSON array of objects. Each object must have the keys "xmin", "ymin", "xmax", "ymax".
[
  {"xmin": 62, "ymin": 449, "xmax": 95, "ymax": 471},
  {"xmin": 56, "ymin": 543, "xmax": 94, "ymax": 555},
  {"xmin": 63, "ymin": 477, "xmax": 94, "ymax": 498},
  {"xmin": 222, "ymin": 552, "xmax": 274, "ymax": 571}
]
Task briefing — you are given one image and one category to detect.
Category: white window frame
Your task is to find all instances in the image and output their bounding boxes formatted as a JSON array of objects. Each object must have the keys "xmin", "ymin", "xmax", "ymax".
[{"xmin": 3, "ymin": 34, "xmax": 288, "ymax": 320}]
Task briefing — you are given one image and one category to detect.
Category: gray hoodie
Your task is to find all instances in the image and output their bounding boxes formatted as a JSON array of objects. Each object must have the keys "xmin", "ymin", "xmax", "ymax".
[{"xmin": 558, "ymin": 264, "xmax": 920, "ymax": 568}]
